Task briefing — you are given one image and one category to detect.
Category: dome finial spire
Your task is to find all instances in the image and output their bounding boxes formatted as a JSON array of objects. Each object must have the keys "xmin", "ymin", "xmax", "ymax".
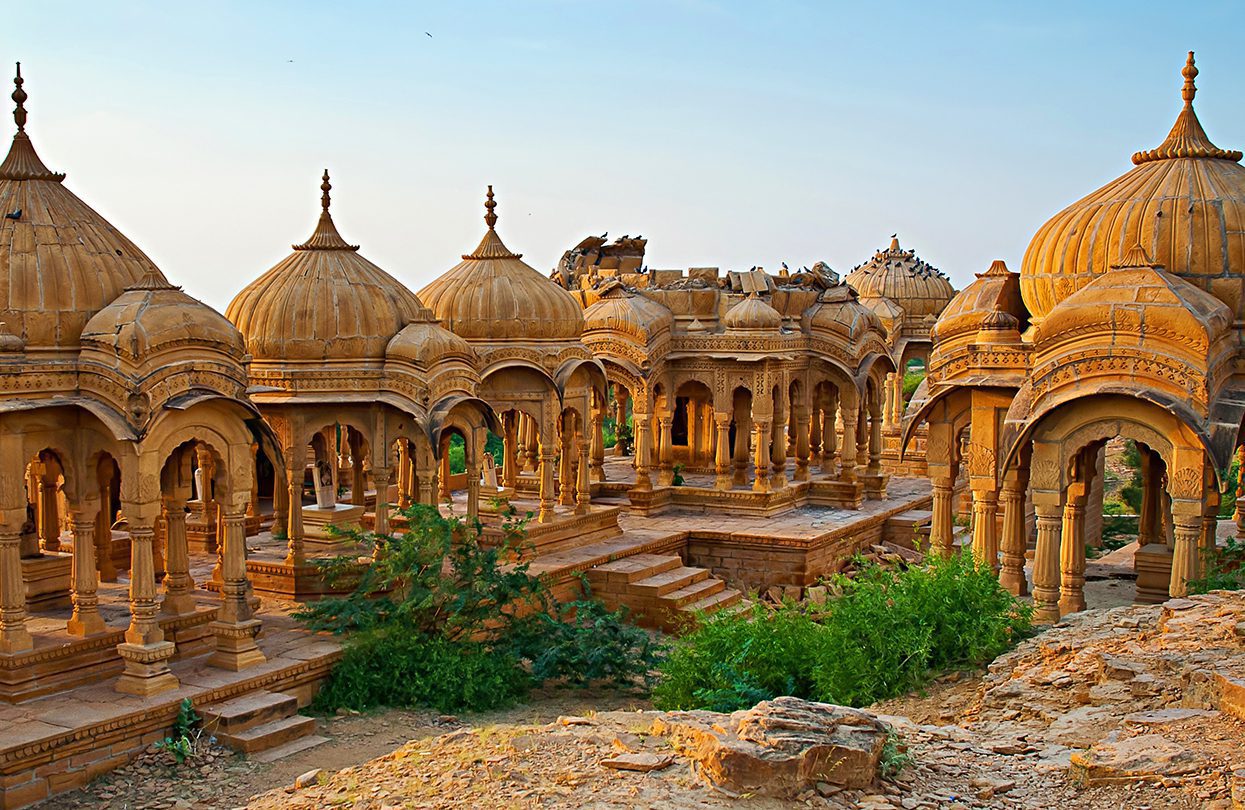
[
  {"xmin": 484, "ymin": 185, "xmax": 498, "ymax": 230},
  {"xmin": 12, "ymin": 63, "xmax": 27, "ymax": 133},
  {"xmin": 1182, "ymin": 51, "xmax": 1198, "ymax": 106},
  {"xmin": 320, "ymin": 169, "xmax": 332, "ymax": 213}
]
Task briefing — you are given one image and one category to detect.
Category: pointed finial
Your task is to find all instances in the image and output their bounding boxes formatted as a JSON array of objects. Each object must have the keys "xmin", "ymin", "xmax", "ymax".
[
  {"xmin": 1181, "ymin": 51, "xmax": 1198, "ymax": 106},
  {"xmin": 11, "ymin": 63, "xmax": 26, "ymax": 133},
  {"xmin": 484, "ymin": 185, "xmax": 498, "ymax": 230},
  {"xmin": 320, "ymin": 169, "xmax": 332, "ymax": 212},
  {"xmin": 889, "ymin": 234, "xmax": 900, "ymax": 251}
]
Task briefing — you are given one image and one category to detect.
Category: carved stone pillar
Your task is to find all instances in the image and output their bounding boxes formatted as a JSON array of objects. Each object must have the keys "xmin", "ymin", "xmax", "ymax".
[
  {"xmin": 793, "ymin": 408, "xmax": 811, "ymax": 482},
  {"xmin": 538, "ymin": 448, "xmax": 557, "ymax": 523},
  {"xmin": 160, "ymin": 499, "xmax": 196, "ymax": 616},
  {"xmin": 0, "ymin": 523, "xmax": 32, "ymax": 653},
  {"xmin": 284, "ymin": 461, "xmax": 305, "ymax": 567},
  {"xmin": 971, "ymin": 488, "xmax": 999, "ymax": 574},
  {"xmin": 856, "ymin": 406, "xmax": 870, "ymax": 473},
  {"xmin": 466, "ymin": 451, "xmax": 481, "ymax": 522},
  {"xmin": 821, "ymin": 401, "xmax": 838, "ymax": 475},
  {"xmin": 867, "ymin": 408, "xmax": 883, "ymax": 474},
  {"xmin": 396, "ymin": 440, "xmax": 411, "ymax": 509},
  {"xmin": 1169, "ymin": 501, "xmax": 1202, "ymax": 598},
  {"xmin": 247, "ymin": 443, "xmax": 260, "ymax": 516},
  {"xmin": 732, "ymin": 411, "xmax": 750, "ymax": 486},
  {"xmin": 558, "ymin": 420, "xmax": 576, "ymax": 507},
  {"xmin": 438, "ymin": 443, "xmax": 452, "ymax": 503},
  {"xmin": 96, "ymin": 464, "xmax": 118, "ymax": 582},
  {"xmin": 272, "ymin": 468, "xmax": 289, "ymax": 542},
  {"xmin": 769, "ymin": 419, "xmax": 787, "ymax": 490},
  {"xmin": 67, "ymin": 512, "xmax": 106, "ymax": 635},
  {"xmin": 348, "ymin": 430, "xmax": 366, "ymax": 506},
  {"xmin": 657, "ymin": 416, "xmax": 674, "ymax": 487},
  {"xmin": 714, "ymin": 414, "xmax": 732, "ymax": 491},
  {"xmin": 209, "ymin": 506, "xmax": 265, "ymax": 671},
  {"xmin": 752, "ymin": 421, "xmax": 771, "ymax": 494},
  {"xmin": 930, "ymin": 477, "xmax": 954, "ymax": 555},
  {"xmin": 1032, "ymin": 499, "xmax": 1064, "ymax": 624},
  {"xmin": 38, "ymin": 476, "xmax": 60, "ymax": 552},
  {"xmin": 1199, "ymin": 489, "xmax": 1219, "ymax": 578},
  {"xmin": 613, "ymin": 389, "xmax": 630, "ymax": 457},
  {"xmin": 116, "ymin": 515, "xmax": 178, "ymax": 696},
  {"xmin": 882, "ymin": 373, "xmax": 896, "ymax": 432},
  {"xmin": 632, "ymin": 415, "xmax": 653, "ymax": 491},
  {"xmin": 1236, "ymin": 446, "xmax": 1245, "ymax": 540},
  {"xmin": 1059, "ymin": 489, "xmax": 1088, "ymax": 616},
  {"xmin": 524, "ymin": 416, "xmax": 540, "ymax": 472},
  {"xmin": 999, "ymin": 474, "xmax": 1029, "ymax": 595},
  {"xmin": 809, "ymin": 405, "xmax": 822, "ymax": 472},
  {"xmin": 372, "ymin": 466, "xmax": 391, "ymax": 541},
  {"xmin": 838, "ymin": 408, "xmax": 857, "ymax": 483},
  {"xmin": 575, "ymin": 433, "xmax": 591, "ymax": 515},
  {"xmin": 590, "ymin": 409, "xmax": 606, "ymax": 483},
  {"xmin": 502, "ymin": 413, "xmax": 518, "ymax": 489}
]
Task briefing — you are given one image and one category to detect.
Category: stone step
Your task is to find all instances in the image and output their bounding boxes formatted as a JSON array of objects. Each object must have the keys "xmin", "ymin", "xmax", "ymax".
[
  {"xmin": 630, "ymin": 566, "xmax": 709, "ymax": 597},
  {"xmin": 216, "ymin": 713, "xmax": 318, "ymax": 754},
  {"xmin": 681, "ymin": 588, "xmax": 744, "ymax": 616},
  {"xmin": 199, "ymin": 690, "xmax": 297, "ymax": 735},
  {"xmin": 587, "ymin": 554, "xmax": 683, "ymax": 585},
  {"xmin": 1218, "ymin": 672, "xmax": 1245, "ymax": 723},
  {"xmin": 250, "ymin": 734, "xmax": 330, "ymax": 764},
  {"xmin": 662, "ymin": 577, "xmax": 725, "ymax": 609}
]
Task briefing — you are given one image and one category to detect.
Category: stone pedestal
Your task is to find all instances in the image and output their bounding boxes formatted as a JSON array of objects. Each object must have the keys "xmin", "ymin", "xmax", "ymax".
[
  {"xmin": 115, "ymin": 640, "xmax": 179, "ymax": 697},
  {"xmin": 21, "ymin": 552, "xmax": 72, "ymax": 610},
  {"xmin": 207, "ymin": 618, "xmax": 266, "ymax": 671},
  {"xmin": 186, "ymin": 500, "xmax": 218, "ymax": 554},
  {"xmin": 301, "ymin": 503, "xmax": 365, "ymax": 546},
  {"xmin": 1134, "ymin": 543, "xmax": 1174, "ymax": 604},
  {"xmin": 860, "ymin": 471, "xmax": 889, "ymax": 501},
  {"xmin": 479, "ymin": 487, "xmax": 515, "ymax": 514}
]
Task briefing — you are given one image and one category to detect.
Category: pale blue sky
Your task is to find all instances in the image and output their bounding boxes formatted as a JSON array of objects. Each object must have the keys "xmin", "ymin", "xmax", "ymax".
[{"xmin": 7, "ymin": 1, "xmax": 1244, "ymax": 310}]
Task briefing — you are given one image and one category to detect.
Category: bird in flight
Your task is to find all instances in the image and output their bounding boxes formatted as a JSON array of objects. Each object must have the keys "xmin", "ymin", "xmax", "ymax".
[{"xmin": 425, "ymin": 31, "xmax": 433, "ymax": 38}]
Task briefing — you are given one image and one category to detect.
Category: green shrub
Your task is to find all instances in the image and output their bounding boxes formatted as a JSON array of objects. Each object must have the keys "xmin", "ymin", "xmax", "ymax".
[
  {"xmin": 299, "ymin": 505, "xmax": 655, "ymax": 714},
  {"xmin": 1189, "ymin": 537, "xmax": 1245, "ymax": 593},
  {"xmin": 654, "ymin": 551, "xmax": 1031, "ymax": 711}
]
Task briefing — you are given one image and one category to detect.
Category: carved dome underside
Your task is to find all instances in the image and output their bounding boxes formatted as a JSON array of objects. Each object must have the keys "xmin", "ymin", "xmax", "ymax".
[
  {"xmin": 846, "ymin": 236, "xmax": 954, "ymax": 319},
  {"xmin": 1021, "ymin": 53, "xmax": 1245, "ymax": 324},
  {"xmin": 226, "ymin": 173, "xmax": 425, "ymax": 363},
  {"xmin": 82, "ymin": 273, "xmax": 247, "ymax": 362},
  {"xmin": 583, "ymin": 284, "xmax": 674, "ymax": 344},
  {"xmin": 419, "ymin": 189, "xmax": 585, "ymax": 342},
  {"xmin": 0, "ymin": 124, "xmax": 168, "ymax": 349}
]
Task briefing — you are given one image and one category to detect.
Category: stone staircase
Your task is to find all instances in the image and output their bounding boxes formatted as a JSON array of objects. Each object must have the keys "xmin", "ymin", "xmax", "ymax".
[
  {"xmin": 587, "ymin": 553, "xmax": 743, "ymax": 632},
  {"xmin": 199, "ymin": 690, "xmax": 327, "ymax": 762}
]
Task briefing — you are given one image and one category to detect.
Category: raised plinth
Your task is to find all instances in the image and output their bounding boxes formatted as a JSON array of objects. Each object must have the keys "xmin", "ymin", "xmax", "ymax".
[
  {"xmin": 21, "ymin": 553, "xmax": 71, "ymax": 611},
  {"xmin": 1134, "ymin": 543, "xmax": 1174, "ymax": 604},
  {"xmin": 245, "ymin": 557, "xmax": 372, "ymax": 601},
  {"xmin": 301, "ymin": 503, "xmax": 366, "ymax": 545}
]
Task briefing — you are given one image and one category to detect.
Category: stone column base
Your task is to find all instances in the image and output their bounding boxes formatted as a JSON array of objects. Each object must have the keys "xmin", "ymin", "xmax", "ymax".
[
  {"xmin": 1134, "ymin": 543, "xmax": 1174, "ymax": 604},
  {"xmin": 115, "ymin": 641, "xmax": 179, "ymax": 696},
  {"xmin": 207, "ymin": 619, "xmax": 266, "ymax": 671}
]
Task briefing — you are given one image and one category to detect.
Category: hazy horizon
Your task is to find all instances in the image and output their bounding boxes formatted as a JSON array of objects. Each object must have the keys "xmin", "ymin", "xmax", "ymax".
[{"xmin": 8, "ymin": 1, "xmax": 1245, "ymax": 311}]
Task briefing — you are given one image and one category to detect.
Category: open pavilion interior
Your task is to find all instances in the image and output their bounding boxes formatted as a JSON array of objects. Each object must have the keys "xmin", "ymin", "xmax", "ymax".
[{"xmin": 0, "ymin": 51, "xmax": 1242, "ymax": 808}]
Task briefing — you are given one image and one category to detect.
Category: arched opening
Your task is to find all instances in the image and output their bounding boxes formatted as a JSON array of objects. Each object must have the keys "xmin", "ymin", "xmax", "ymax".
[{"xmin": 672, "ymin": 380, "xmax": 714, "ymax": 472}]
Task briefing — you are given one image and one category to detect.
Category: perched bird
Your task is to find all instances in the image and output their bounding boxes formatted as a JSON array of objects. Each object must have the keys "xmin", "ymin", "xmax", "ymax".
[
  {"xmin": 599, "ymin": 231, "xmax": 608, "ymax": 239},
  {"xmin": 4, "ymin": 209, "xmax": 20, "ymax": 220}
]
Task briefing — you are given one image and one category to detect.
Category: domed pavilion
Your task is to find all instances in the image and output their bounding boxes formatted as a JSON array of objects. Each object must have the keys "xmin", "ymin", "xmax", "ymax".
[
  {"xmin": 0, "ymin": 65, "xmax": 269, "ymax": 699},
  {"xmin": 555, "ymin": 235, "xmax": 900, "ymax": 512},
  {"xmin": 846, "ymin": 236, "xmax": 954, "ymax": 440},
  {"xmin": 908, "ymin": 53, "xmax": 1245, "ymax": 619},
  {"xmin": 419, "ymin": 189, "xmax": 604, "ymax": 523},
  {"xmin": 226, "ymin": 171, "xmax": 494, "ymax": 587}
]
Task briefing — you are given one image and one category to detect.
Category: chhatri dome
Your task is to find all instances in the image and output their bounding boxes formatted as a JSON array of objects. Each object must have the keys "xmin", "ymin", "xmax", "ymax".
[
  {"xmin": 419, "ymin": 187, "xmax": 585, "ymax": 341},
  {"xmin": 1022, "ymin": 52, "xmax": 1245, "ymax": 325},
  {"xmin": 226, "ymin": 171, "xmax": 425, "ymax": 362},
  {"xmin": 846, "ymin": 235, "xmax": 955, "ymax": 320},
  {"xmin": 0, "ymin": 64, "xmax": 169, "ymax": 349}
]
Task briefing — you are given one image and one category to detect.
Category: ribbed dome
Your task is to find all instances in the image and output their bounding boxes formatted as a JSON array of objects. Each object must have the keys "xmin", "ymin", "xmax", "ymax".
[
  {"xmin": 1021, "ymin": 53, "xmax": 1245, "ymax": 324},
  {"xmin": 722, "ymin": 293, "xmax": 783, "ymax": 332},
  {"xmin": 1037, "ymin": 244, "xmax": 1233, "ymax": 354},
  {"xmin": 82, "ymin": 269, "xmax": 246, "ymax": 362},
  {"xmin": 226, "ymin": 172, "xmax": 424, "ymax": 362},
  {"xmin": 802, "ymin": 285, "xmax": 883, "ymax": 342},
  {"xmin": 386, "ymin": 307, "xmax": 477, "ymax": 369},
  {"xmin": 582, "ymin": 283, "xmax": 673, "ymax": 343},
  {"xmin": 0, "ymin": 65, "xmax": 168, "ymax": 349},
  {"xmin": 418, "ymin": 188, "xmax": 584, "ymax": 342},
  {"xmin": 930, "ymin": 260, "xmax": 1028, "ymax": 343},
  {"xmin": 846, "ymin": 236, "xmax": 954, "ymax": 319}
]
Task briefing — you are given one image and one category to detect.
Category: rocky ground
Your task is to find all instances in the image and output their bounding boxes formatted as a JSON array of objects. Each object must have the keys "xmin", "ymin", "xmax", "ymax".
[{"xmin": 37, "ymin": 592, "xmax": 1245, "ymax": 810}]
